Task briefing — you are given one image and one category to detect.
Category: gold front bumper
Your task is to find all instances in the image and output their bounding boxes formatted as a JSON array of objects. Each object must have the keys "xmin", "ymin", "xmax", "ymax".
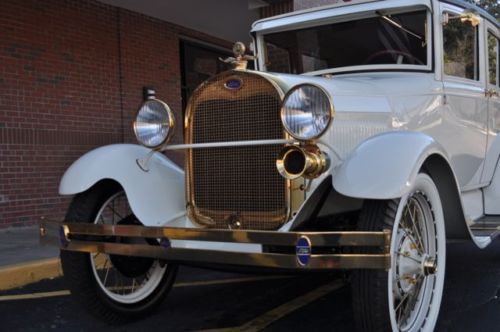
[{"xmin": 40, "ymin": 219, "xmax": 391, "ymax": 271}]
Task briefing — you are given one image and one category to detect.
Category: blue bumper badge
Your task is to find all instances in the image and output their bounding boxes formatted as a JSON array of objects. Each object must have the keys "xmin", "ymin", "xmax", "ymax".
[
  {"xmin": 296, "ymin": 236, "xmax": 312, "ymax": 267},
  {"xmin": 160, "ymin": 237, "xmax": 171, "ymax": 249}
]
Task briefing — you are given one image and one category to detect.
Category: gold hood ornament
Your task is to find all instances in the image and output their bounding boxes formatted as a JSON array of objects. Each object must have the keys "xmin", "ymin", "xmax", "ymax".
[{"xmin": 220, "ymin": 42, "xmax": 256, "ymax": 70}]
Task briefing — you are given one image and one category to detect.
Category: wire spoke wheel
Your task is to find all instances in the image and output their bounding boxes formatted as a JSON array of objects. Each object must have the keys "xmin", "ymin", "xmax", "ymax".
[
  {"xmin": 352, "ymin": 173, "xmax": 446, "ymax": 332},
  {"xmin": 390, "ymin": 191, "xmax": 440, "ymax": 331},
  {"xmin": 60, "ymin": 182, "xmax": 177, "ymax": 323},
  {"xmin": 90, "ymin": 191, "xmax": 167, "ymax": 304}
]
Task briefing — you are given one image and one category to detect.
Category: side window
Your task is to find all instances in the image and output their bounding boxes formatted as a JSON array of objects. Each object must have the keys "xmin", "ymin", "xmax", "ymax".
[
  {"xmin": 488, "ymin": 31, "xmax": 499, "ymax": 87},
  {"xmin": 443, "ymin": 12, "xmax": 479, "ymax": 80}
]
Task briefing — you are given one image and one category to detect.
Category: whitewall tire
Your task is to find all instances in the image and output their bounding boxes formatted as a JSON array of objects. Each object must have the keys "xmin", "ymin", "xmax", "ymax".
[
  {"xmin": 60, "ymin": 181, "xmax": 178, "ymax": 323},
  {"xmin": 352, "ymin": 173, "xmax": 446, "ymax": 332}
]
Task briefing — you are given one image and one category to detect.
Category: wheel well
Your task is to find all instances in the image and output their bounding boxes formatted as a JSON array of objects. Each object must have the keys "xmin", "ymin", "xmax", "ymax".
[
  {"xmin": 85, "ymin": 179, "xmax": 123, "ymax": 193},
  {"xmin": 421, "ymin": 154, "xmax": 470, "ymax": 240},
  {"xmin": 66, "ymin": 179, "xmax": 124, "ymax": 220}
]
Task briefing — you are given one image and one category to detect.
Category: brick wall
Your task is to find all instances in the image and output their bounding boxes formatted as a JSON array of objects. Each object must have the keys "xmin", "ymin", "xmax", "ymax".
[
  {"xmin": 260, "ymin": 1, "xmax": 294, "ymax": 18},
  {"xmin": 0, "ymin": 0, "xmax": 231, "ymax": 228},
  {"xmin": 294, "ymin": 0, "xmax": 355, "ymax": 11}
]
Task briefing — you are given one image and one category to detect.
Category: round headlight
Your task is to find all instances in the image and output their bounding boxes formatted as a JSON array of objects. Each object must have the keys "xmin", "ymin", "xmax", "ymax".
[
  {"xmin": 133, "ymin": 99, "xmax": 175, "ymax": 148},
  {"xmin": 281, "ymin": 84, "xmax": 334, "ymax": 141}
]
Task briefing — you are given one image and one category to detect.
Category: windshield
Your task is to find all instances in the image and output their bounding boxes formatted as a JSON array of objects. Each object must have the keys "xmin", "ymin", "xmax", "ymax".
[{"xmin": 262, "ymin": 10, "xmax": 428, "ymax": 74}]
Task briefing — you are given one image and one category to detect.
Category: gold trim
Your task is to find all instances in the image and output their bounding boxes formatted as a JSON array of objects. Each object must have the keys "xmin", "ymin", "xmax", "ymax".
[
  {"xmin": 41, "ymin": 220, "xmax": 392, "ymax": 247},
  {"xmin": 280, "ymin": 83, "xmax": 335, "ymax": 141},
  {"xmin": 40, "ymin": 220, "xmax": 392, "ymax": 270},
  {"xmin": 276, "ymin": 144, "xmax": 330, "ymax": 180},
  {"xmin": 133, "ymin": 99, "xmax": 175, "ymax": 150},
  {"xmin": 64, "ymin": 241, "xmax": 390, "ymax": 270},
  {"xmin": 184, "ymin": 70, "xmax": 304, "ymax": 229},
  {"xmin": 219, "ymin": 42, "xmax": 256, "ymax": 70}
]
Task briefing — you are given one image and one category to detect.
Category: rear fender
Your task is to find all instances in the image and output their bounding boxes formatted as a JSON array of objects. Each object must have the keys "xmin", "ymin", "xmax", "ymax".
[{"xmin": 59, "ymin": 144, "xmax": 185, "ymax": 227}]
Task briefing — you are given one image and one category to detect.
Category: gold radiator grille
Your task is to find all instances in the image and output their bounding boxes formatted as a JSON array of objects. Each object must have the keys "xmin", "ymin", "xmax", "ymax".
[{"xmin": 186, "ymin": 71, "xmax": 287, "ymax": 230}]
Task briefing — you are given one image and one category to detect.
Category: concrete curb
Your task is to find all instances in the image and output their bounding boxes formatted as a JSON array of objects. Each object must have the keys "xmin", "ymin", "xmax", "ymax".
[{"xmin": 0, "ymin": 258, "xmax": 62, "ymax": 291}]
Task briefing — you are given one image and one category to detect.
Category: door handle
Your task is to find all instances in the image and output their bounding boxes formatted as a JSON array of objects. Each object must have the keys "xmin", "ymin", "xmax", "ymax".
[{"xmin": 485, "ymin": 89, "xmax": 499, "ymax": 98}]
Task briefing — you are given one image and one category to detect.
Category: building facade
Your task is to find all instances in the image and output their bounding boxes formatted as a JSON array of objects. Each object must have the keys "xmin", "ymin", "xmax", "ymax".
[{"xmin": 0, "ymin": 0, "xmax": 344, "ymax": 227}]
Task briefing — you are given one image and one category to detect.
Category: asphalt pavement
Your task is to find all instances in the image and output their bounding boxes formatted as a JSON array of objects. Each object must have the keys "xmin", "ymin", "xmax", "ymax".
[{"xmin": 0, "ymin": 235, "xmax": 499, "ymax": 331}]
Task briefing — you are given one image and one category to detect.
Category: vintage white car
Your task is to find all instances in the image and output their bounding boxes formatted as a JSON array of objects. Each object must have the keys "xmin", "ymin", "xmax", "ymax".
[{"xmin": 40, "ymin": 0, "xmax": 499, "ymax": 331}]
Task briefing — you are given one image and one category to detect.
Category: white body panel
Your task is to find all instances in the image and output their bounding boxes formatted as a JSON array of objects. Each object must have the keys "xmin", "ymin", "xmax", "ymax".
[
  {"xmin": 171, "ymin": 239, "xmax": 262, "ymax": 253},
  {"xmin": 332, "ymin": 131, "xmax": 448, "ymax": 199},
  {"xmin": 484, "ymin": 162, "xmax": 500, "ymax": 215},
  {"xmin": 266, "ymin": 71, "xmax": 490, "ymax": 195},
  {"xmin": 439, "ymin": 2, "xmax": 488, "ymax": 189},
  {"xmin": 59, "ymin": 144, "xmax": 186, "ymax": 227},
  {"xmin": 461, "ymin": 190, "xmax": 484, "ymax": 222}
]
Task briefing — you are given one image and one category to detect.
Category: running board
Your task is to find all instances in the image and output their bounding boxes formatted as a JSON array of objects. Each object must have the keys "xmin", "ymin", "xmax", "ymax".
[{"xmin": 469, "ymin": 216, "xmax": 500, "ymax": 247}]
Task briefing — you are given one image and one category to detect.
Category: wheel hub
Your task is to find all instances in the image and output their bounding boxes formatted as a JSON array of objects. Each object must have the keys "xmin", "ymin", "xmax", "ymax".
[
  {"xmin": 395, "ymin": 228, "xmax": 437, "ymax": 294},
  {"xmin": 109, "ymin": 250, "xmax": 155, "ymax": 279},
  {"xmin": 108, "ymin": 215, "xmax": 155, "ymax": 278},
  {"xmin": 396, "ymin": 234, "xmax": 423, "ymax": 294},
  {"xmin": 422, "ymin": 256, "xmax": 437, "ymax": 276}
]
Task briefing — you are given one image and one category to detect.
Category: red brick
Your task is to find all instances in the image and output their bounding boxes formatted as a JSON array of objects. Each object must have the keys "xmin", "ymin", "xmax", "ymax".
[{"xmin": 0, "ymin": 0, "xmax": 232, "ymax": 228}]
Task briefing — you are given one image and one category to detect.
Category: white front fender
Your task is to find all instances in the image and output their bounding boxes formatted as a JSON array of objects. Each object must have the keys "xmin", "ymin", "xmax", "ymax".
[
  {"xmin": 59, "ymin": 144, "xmax": 185, "ymax": 226},
  {"xmin": 333, "ymin": 132, "xmax": 450, "ymax": 199}
]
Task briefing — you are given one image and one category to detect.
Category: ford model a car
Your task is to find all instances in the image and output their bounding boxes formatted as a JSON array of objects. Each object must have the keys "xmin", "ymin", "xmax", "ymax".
[{"xmin": 39, "ymin": 0, "xmax": 500, "ymax": 331}]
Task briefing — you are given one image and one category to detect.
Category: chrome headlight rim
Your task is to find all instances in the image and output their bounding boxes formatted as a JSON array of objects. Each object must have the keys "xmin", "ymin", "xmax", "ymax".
[
  {"xmin": 280, "ymin": 83, "xmax": 335, "ymax": 141},
  {"xmin": 133, "ymin": 98, "xmax": 175, "ymax": 149}
]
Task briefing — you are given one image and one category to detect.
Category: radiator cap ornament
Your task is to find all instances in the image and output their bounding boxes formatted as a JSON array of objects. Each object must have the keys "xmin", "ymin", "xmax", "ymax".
[
  {"xmin": 233, "ymin": 41, "xmax": 246, "ymax": 57},
  {"xmin": 219, "ymin": 41, "xmax": 255, "ymax": 70}
]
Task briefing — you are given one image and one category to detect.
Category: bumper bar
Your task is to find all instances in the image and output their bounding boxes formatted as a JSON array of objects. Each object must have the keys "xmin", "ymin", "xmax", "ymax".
[{"xmin": 40, "ymin": 219, "xmax": 391, "ymax": 270}]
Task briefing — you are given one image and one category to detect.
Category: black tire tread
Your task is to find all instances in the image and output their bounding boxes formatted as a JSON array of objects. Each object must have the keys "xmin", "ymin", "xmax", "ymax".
[
  {"xmin": 352, "ymin": 199, "xmax": 398, "ymax": 332},
  {"xmin": 60, "ymin": 182, "xmax": 177, "ymax": 324}
]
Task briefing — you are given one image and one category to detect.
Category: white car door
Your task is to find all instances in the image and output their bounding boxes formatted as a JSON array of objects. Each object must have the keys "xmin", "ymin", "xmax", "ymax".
[
  {"xmin": 483, "ymin": 21, "xmax": 500, "ymax": 214},
  {"xmin": 439, "ymin": 2, "xmax": 488, "ymax": 189},
  {"xmin": 481, "ymin": 21, "xmax": 500, "ymax": 185}
]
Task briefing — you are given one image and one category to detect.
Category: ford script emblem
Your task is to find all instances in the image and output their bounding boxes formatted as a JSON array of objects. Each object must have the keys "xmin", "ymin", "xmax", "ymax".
[
  {"xmin": 224, "ymin": 78, "xmax": 242, "ymax": 90},
  {"xmin": 296, "ymin": 236, "xmax": 312, "ymax": 266}
]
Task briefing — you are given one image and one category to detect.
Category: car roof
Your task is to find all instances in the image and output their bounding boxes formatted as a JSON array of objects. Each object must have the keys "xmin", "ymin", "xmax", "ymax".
[{"xmin": 251, "ymin": 0, "xmax": 499, "ymax": 33}]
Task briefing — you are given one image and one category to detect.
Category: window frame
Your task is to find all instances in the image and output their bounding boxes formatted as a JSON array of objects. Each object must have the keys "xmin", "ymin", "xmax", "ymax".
[
  {"xmin": 255, "ymin": 6, "xmax": 433, "ymax": 76},
  {"xmin": 440, "ymin": 3, "xmax": 485, "ymax": 87},
  {"xmin": 486, "ymin": 25, "xmax": 500, "ymax": 89}
]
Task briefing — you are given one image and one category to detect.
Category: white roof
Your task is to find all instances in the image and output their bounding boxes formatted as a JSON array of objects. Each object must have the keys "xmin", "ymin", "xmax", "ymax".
[{"xmin": 251, "ymin": 0, "xmax": 432, "ymax": 33}]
